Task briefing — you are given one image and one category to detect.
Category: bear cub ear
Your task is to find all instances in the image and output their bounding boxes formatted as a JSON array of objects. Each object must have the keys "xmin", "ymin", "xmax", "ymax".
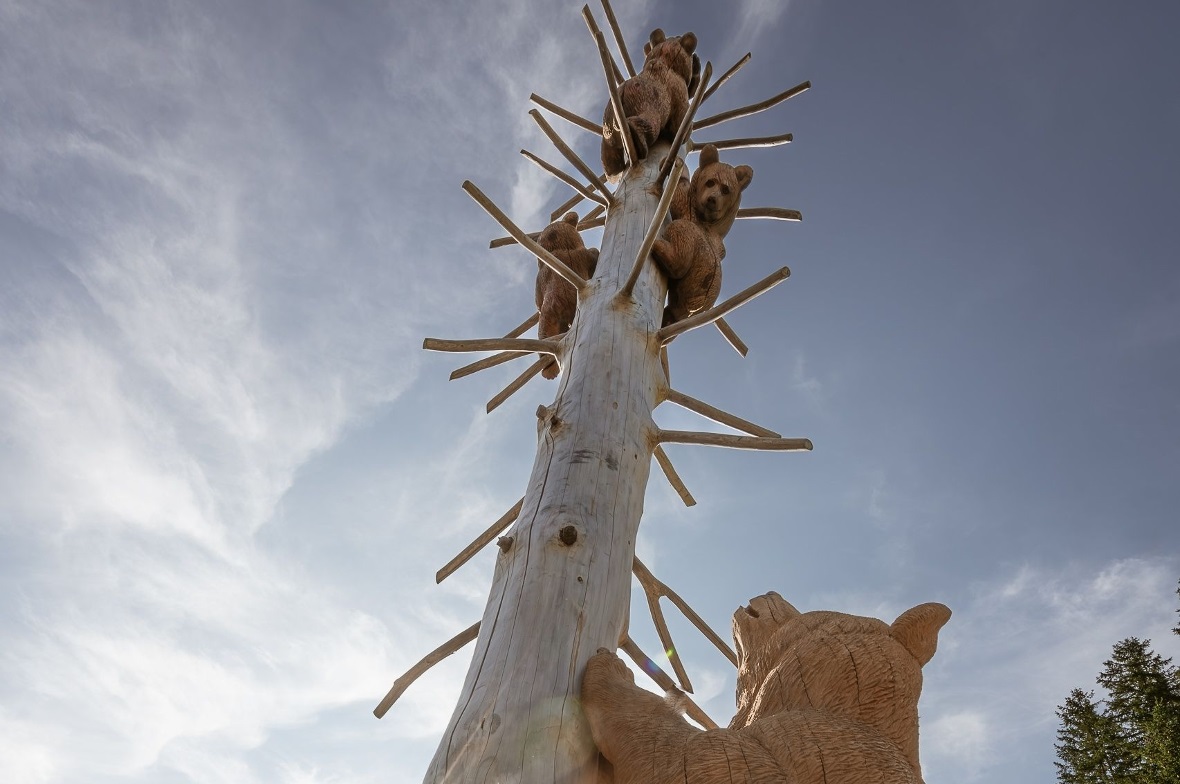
[
  {"xmin": 735, "ymin": 165, "xmax": 754, "ymax": 192},
  {"xmin": 890, "ymin": 603, "xmax": 951, "ymax": 666},
  {"xmin": 680, "ymin": 32, "xmax": 698, "ymax": 54},
  {"xmin": 562, "ymin": 211, "xmax": 579, "ymax": 226},
  {"xmin": 698, "ymin": 144, "xmax": 720, "ymax": 167}
]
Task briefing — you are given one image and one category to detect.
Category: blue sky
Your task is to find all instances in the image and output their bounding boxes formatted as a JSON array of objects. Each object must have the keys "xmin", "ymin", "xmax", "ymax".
[{"xmin": 1, "ymin": 0, "xmax": 1177, "ymax": 782}]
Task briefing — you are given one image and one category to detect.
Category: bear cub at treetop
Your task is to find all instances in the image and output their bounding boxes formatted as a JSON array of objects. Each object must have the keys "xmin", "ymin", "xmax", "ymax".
[
  {"xmin": 652, "ymin": 144, "xmax": 753, "ymax": 327},
  {"xmin": 581, "ymin": 593, "xmax": 951, "ymax": 784},
  {"xmin": 600, "ymin": 29, "xmax": 700, "ymax": 179},
  {"xmin": 534, "ymin": 211, "xmax": 599, "ymax": 379}
]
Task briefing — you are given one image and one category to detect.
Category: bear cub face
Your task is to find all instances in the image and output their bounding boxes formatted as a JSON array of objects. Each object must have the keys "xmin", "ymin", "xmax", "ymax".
[{"xmin": 688, "ymin": 143, "xmax": 753, "ymax": 227}]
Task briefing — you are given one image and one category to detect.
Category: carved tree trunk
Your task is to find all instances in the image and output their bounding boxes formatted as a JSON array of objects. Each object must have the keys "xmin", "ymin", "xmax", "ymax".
[{"xmin": 423, "ymin": 144, "xmax": 673, "ymax": 783}]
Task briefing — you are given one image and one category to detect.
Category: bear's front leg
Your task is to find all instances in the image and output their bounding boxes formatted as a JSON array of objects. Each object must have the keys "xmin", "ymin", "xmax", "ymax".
[{"xmin": 581, "ymin": 650, "xmax": 698, "ymax": 784}]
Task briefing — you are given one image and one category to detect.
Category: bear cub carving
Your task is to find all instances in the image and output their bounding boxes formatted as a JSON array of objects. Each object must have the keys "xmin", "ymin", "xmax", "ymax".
[
  {"xmin": 581, "ymin": 593, "xmax": 951, "ymax": 784},
  {"xmin": 652, "ymin": 144, "xmax": 753, "ymax": 327},
  {"xmin": 534, "ymin": 211, "xmax": 599, "ymax": 379},
  {"xmin": 601, "ymin": 29, "xmax": 700, "ymax": 179}
]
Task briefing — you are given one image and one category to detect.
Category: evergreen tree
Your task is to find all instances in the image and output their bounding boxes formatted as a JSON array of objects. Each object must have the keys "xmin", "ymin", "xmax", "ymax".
[{"xmin": 1055, "ymin": 580, "xmax": 1180, "ymax": 784}]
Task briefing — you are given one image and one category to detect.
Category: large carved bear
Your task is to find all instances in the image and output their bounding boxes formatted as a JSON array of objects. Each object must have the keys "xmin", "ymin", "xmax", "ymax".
[
  {"xmin": 652, "ymin": 144, "xmax": 753, "ymax": 326},
  {"xmin": 601, "ymin": 29, "xmax": 700, "ymax": 178},
  {"xmin": 535, "ymin": 211, "xmax": 599, "ymax": 379},
  {"xmin": 581, "ymin": 593, "xmax": 951, "ymax": 784}
]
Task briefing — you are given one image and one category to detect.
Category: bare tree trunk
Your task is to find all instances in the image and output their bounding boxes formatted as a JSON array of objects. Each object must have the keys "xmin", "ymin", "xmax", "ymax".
[{"xmin": 423, "ymin": 144, "xmax": 672, "ymax": 784}]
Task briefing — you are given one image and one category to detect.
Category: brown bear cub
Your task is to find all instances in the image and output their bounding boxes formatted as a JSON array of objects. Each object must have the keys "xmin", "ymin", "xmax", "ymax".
[
  {"xmin": 581, "ymin": 593, "xmax": 951, "ymax": 784},
  {"xmin": 600, "ymin": 29, "xmax": 700, "ymax": 179},
  {"xmin": 534, "ymin": 212, "xmax": 599, "ymax": 379},
  {"xmin": 652, "ymin": 144, "xmax": 753, "ymax": 326}
]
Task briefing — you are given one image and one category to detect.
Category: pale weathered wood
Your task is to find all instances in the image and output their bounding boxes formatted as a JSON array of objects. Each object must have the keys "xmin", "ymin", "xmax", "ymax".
[
  {"xmin": 530, "ymin": 93, "xmax": 602, "ymax": 136},
  {"xmin": 550, "ymin": 191, "xmax": 587, "ymax": 222},
  {"xmin": 701, "ymin": 52, "xmax": 751, "ymax": 104},
  {"xmin": 657, "ymin": 61, "xmax": 713, "ymax": 184},
  {"xmin": 653, "ymin": 444, "xmax": 695, "ymax": 507},
  {"xmin": 693, "ymin": 79, "xmax": 811, "ymax": 131},
  {"xmin": 529, "ymin": 110, "xmax": 615, "ymax": 205},
  {"xmin": 737, "ymin": 206, "xmax": 803, "ymax": 222},
  {"xmin": 589, "ymin": 26, "xmax": 637, "ymax": 169},
  {"xmin": 714, "ymin": 317, "xmax": 749, "ymax": 356},
  {"xmin": 659, "ymin": 266, "xmax": 791, "ymax": 343},
  {"xmin": 423, "ymin": 337, "xmax": 554, "ymax": 355},
  {"xmin": 619, "ymin": 635, "xmax": 720, "ymax": 730},
  {"xmin": 599, "ymin": 0, "xmax": 635, "ymax": 78},
  {"xmin": 633, "ymin": 557, "xmax": 737, "ymax": 667},
  {"xmin": 424, "ymin": 145, "xmax": 673, "ymax": 784},
  {"xmin": 695, "ymin": 132, "xmax": 793, "ymax": 152},
  {"xmin": 663, "ymin": 388, "xmax": 780, "ymax": 438},
  {"xmin": 485, "ymin": 356, "xmax": 555, "ymax": 414},
  {"xmin": 374, "ymin": 621, "xmax": 480, "ymax": 719},
  {"xmin": 583, "ymin": 6, "xmax": 625, "ymax": 86},
  {"xmin": 435, "ymin": 498, "xmax": 525, "ymax": 584},
  {"xmin": 450, "ymin": 351, "xmax": 528, "ymax": 380},
  {"xmin": 621, "ymin": 157, "xmax": 684, "ymax": 297},
  {"xmin": 658, "ymin": 430, "xmax": 813, "ymax": 451},
  {"xmin": 462, "ymin": 180, "xmax": 590, "ymax": 291},
  {"xmin": 521, "ymin": 148, "xmax": 611, "ymax": 207},
  {"xmin": 489, "ymin": 207, "xmax": 606, "ymax": 250},
  {"xmin": 448, "ymin": 314, "xmax": 539, "ymax": 381},
  {"xmin": 632, "ymin": 557, "xmax": 693, "ymax": 692}
]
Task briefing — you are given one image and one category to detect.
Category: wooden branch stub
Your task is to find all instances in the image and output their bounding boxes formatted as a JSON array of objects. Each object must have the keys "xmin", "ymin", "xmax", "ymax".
[
  {"xmin": 658, "ymin": 430, "xmax": 813, "ymax": 452},
  {"xmin": 521, "ymin": 148, "xmax": 611, "ymax": 208},
  {"xmin": 423, "ymin": 337, "xmax": 555, "ymax": 356},
  {"xmin": 550, "ymin": 191, "xmax": 586, "ymax": 223},
  {"xmin": 436, "ymin": 497, "xmax": 525, "ymax": 583},
  {"xmin": 530, "ymin": 93, "xmax": 602, "ymax": 136},
  {"xmin": 449, "ymin": 313, "xmax": 540, "ymax": 379},
  {"xmin": 653, "ymin": 444, "xmax": 695, "ymax": 507},
  {"xmin": 693, "ymin": 79, "xmax": 812, "ymax": 131},
  {"xmin": 486, "ymin": 356, "xmax": 555, "ymax": 414},
  {"xmin": 701, "ymin": 52, "xmax": 751, "ymax": 104},
  {"xmin": 658, "ymin": 266, "xmax": 791, "ymax": 343},
  {"xmin": 737, "ymin": 206, "xmax": 803, "ymax": 222},
  {"xmin": 633, "ymin": 556, "xmax": 737, "ymax": 668},
  {"xmin": 489, "ymin": 209, "xmax": 606, "ymax": 250},
  {"xmin": 657, "ymin": 60, "xmax": 713, "ymax": 184},
  {"xmin": 664, "ymin": 387, "xmax": 780, "ymax": 438},
  {"xmin": 582, "ymin": 6, "xmax": 625, "ymax": 85},
  {"xmin": 592, "ymin": 29, "xmax": 638, "ymax": 169},
  {"xmin": 528, "ymin": 110, "xmax": 615, "ymax": 206},
  {"xmin": 695, "ymin": 132, "xmax": 793, "ymax": 152},
  {"xmin": 714, "ymin": 318, "xmax": 749, "ymax": 356},
  {"xmin": 374, "ymin": 621, "xmax": 481, "ymax": 719},
  {"xmin": 621, "ymin": 156, "xmax": 685, "ymax": 298},
  {"xmin": 462, "ymin": 180, "xmax": 589, "ymax": 291},
  {"xmin": 619, "ymin": 635, "xmax": 719, "ymax": 730},
  {"xmin": 599, "ymin": 0, "xmax": 635, "ymax": 78}
]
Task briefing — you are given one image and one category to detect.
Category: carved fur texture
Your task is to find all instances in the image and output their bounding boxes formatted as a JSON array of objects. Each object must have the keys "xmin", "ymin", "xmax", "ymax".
[
  {"xmin": 581, "ymin": 593, "xmax": 951, "ymax": 784},
  {"xmin": 652, "ymin": 144, "xmax": 753, "ymax": 326},
  {"xmin": 600, "ymin": 29, "xmax": 700, "ymax": 178},
  {"xmin": 534, "ymin": 212, "xmax": 598, "ymax": 379}
]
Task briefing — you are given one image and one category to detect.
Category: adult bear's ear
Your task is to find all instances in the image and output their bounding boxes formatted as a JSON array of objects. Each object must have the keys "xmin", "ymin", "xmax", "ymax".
[
  {"xmin": 562, "ymin": 211, "xmax": 579, "ymax": 226},
  {"xmin": 698, "ymin": 144, "xmax": 719, "ymax": 167},
  {"xmin": 680, "ymin": 32, "xmax": 698, "ymax": 55},
  {"xmin": 735, "ymin": 165, "xmax": 754, "ymax": 192},
  {"xmin": 890, "ymin": 603, "xmax": 951, "ymax": 666}
]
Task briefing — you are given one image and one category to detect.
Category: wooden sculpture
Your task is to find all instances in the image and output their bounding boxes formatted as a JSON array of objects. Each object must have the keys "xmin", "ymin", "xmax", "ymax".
[
  {"xmin": 534, "ymin": 211, "xmax": 600, "ymax": 378},
  {"xmin": 652, "ymin": 143, "xmax": 753, "ymax": 326},
  {"xmin": 370, "ymin": 4, "xmax": 857, "ymax": 781},
  {"xmin": 600, "ymin": 28, "xmax": 701, "ymax": 178},
  {"xmin": 581, "ymin": 594, "xmax": 952, "ymax": 784}
]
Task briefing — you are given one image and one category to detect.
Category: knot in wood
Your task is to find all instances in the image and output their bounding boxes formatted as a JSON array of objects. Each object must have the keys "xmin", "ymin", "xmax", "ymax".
[{"xmin": 558, "ymin": 525, "xmax": 578, "ymax": 546}]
